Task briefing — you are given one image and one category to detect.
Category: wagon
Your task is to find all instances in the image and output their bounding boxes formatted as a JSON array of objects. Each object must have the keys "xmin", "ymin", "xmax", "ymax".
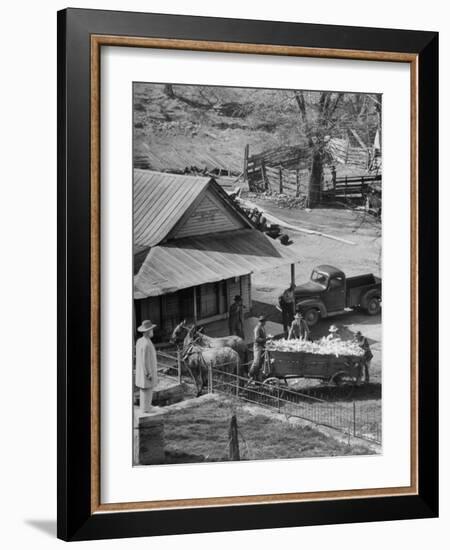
[{"xmin": 262, "ymin": 348, "xmax": 364, "ymax": 387}]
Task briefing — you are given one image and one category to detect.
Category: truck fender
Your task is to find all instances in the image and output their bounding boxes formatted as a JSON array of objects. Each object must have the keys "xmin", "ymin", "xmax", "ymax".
[
  {"xmin": 361, "ymin": 288, "xmax": 381, "ymax": 310},
  {"xmin": 296, "ymin": 298, "xmax": 327, "ymax": 318}
]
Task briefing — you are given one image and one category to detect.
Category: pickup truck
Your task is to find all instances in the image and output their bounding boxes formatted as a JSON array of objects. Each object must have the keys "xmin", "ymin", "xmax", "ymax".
[{"xmin": 295, "ymin": 265, "xmax": 381, "ymax": 326}]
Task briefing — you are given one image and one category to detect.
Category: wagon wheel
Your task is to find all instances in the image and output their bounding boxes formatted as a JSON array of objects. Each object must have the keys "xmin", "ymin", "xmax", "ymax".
[
  {"xmin": 262, "ymin": 377, "xmax": 282, "ymax": 387},
  {"xmin": 331, "ymin": 372, "xmax": 356, "ymax": 399}
]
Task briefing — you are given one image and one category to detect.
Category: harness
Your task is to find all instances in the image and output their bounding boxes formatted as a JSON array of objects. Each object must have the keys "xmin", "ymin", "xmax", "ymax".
[{"xmin": 181, "ymin": 340, "xmax": 209, "ymax": 392}]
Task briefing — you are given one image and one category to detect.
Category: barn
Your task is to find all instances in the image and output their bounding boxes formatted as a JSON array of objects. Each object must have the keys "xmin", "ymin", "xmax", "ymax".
[{"xmin": 133, "ymin": 170, "xmax": 299, "ymax": 341}]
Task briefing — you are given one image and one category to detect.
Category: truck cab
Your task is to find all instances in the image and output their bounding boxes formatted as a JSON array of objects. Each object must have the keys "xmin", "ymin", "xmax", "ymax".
[{"xmin": 294, "ymin": 264, "xmax": 381, "ymax": 326}]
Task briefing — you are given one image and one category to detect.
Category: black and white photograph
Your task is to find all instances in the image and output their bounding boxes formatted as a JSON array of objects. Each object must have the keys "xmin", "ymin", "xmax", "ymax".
[{"xmin": 132, "ymin": 83, "xmax": 382, "ymax": 466}]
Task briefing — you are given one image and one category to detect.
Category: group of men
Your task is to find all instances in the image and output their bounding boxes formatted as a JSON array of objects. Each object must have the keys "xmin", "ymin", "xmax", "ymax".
[
  {"xmin": 246, "ymin": 317, "xmax": 372, "ymax": 383},
  {"xmin": 247, "ymin": 311, "xmax": 310, "ymax": 380},
  {"xmin": 134, "ymin": 290, "xmax": 373, "ymax": 412}
]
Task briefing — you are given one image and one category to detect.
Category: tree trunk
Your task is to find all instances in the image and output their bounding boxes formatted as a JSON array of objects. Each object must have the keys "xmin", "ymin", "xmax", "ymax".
[{"xmin": 308, "ymin": 150, "xmax": 323, "ymax": 207}]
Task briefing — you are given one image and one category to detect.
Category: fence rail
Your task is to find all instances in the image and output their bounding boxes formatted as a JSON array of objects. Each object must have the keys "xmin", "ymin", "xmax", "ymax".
[{"xmin": 322, "ymin": 174, "xmax": 381, "ymax": 201}]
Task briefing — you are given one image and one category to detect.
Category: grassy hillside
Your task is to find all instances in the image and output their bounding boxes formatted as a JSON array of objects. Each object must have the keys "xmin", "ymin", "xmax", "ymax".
[{"xmin": 133, "ymin": 83, "xmax": 380, "ymax": 175}]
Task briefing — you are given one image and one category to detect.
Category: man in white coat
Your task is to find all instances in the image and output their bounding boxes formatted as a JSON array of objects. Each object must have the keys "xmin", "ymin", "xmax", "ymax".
[{"xmin": 135, "ymin": 320, "xmax": 159, "ymax": 413}]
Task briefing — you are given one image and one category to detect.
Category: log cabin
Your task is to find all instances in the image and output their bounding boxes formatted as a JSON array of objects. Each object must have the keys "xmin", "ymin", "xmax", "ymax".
[{"xmin": 133, "ymin": 170, "xmax": 298, "ymax": 341}]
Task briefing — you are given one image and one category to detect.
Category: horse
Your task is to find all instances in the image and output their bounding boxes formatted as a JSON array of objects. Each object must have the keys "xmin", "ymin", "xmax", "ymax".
[
  {"xmin": 173, "ymin": 321, "xmax": 248, "ymax": 360},
  {"xmin": 181, "ymin": 340, "xmax": 241, "ymax": 397},
  {"xmin": 171, "ymin": 320, "xmax": 189, "ymax": 347},
  {"xmin": 171, "ymin": 322, "xmax": 249, "ymax": 375}
]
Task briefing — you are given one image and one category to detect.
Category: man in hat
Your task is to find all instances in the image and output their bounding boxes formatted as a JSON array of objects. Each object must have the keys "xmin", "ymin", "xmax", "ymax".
[
  {"xmin": 326, "ymin": 324, "xmax": 340, "ymax": 340},
  {"xmin": 135, "ymin": 320, "xmax": 158, "ymax": 413},
  {"xmin": 278, "ymin": 283, "xmax": 296, "ymax": 336},
  {"xmin": 288, "ymin": 311, "xmax": 310, "ymax": 340},
  {"xmin": 228, "ymin": 295, "xmax": 244, "ymax": 339},
  {"xmin": 249, "ymin": 316, "xmax": 267, "ymax": 381},
  {"xmin": 353, "ymin": 331, "xmax": 373, "ymax": 383}
]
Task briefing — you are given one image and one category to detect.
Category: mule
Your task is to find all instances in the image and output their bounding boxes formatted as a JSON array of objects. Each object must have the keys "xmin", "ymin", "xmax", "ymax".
[
  {"xmin": 182, "ymin": 341, "xmax": 241, "ymax": 397},
  {"xmin": 174, "ymin": 323, "xmax": 248, "ymax": 368},
  {"xmin": 171, "ymin": 320, "xmax": 189, "ymax": 347}
]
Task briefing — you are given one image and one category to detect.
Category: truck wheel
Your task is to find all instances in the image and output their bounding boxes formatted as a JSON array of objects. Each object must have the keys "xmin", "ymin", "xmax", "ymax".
[
  {"xmin": 366, "ymin": 297, "xmax": 381, "ymax": 315},
  {"xmin": 304, "ymin": 308, "xmax": 320, "ymax": 326}
]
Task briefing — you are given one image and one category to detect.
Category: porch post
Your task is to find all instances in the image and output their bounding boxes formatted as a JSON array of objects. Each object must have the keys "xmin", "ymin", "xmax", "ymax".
[{"xmin": 193, "ymin": 286, "xmax": 198, "ymax": 324}]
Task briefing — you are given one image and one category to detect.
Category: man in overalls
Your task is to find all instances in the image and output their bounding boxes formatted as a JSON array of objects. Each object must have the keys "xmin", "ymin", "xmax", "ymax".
[
  {"xmin": 249, "ymin": 316, "xmax": 267, "ymax": 381},
  {"xmin": 288, "ymin": 312, "xmax": 310, "ymax": 340},
  {"xmin": 278, "ymin": 283, "xmax": 296, "ymax": 336},
  {"xmin": 228, "ymin": 295, "xmax": 244, "ymax": 339},
  {"xmin": 354, "ymin": 331, "xmax": 373, "ymax": 383}
]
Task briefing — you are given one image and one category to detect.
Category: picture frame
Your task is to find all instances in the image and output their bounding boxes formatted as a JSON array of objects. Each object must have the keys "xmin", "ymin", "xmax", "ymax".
[{"xmin": 57, "ymin": 8, "xmax": 438, "ymax": 541}]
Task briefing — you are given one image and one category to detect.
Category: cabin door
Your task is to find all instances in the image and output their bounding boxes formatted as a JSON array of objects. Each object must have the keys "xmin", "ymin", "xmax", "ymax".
[
  {"xmin": 324, "ymin": 275, "xmax": 346, "ymax": 312},
  {"xmin": 197, "ymin": 283, "xmax": 220, "ymax": 319},
  {"xmin": 178, "ymin": 288, "xmax": 195, "ymax": 324}
]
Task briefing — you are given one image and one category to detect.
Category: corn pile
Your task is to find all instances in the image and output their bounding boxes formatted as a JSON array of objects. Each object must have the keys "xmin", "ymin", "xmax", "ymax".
[{"xmin": 266, "ymin": 337, "xmax": 364, "ymax": 358}]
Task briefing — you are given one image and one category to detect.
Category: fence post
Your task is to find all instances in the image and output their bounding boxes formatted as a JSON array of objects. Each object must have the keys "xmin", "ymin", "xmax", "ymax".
[
  {"xmin": 243, "ymin": 143, "xmax": 249, "ymax": 180},
  {"xmin": 261, "ymin": 160, "xmax": 268, "ymax": 191},
  {"xmin": 228, "ymin": 414, "xmax": 240, "ymax": 461},
  {"xmin": 353, "ymin": 401, "xmax": 356, "ymax": 436},
  {"xmin": 295, "ymin": 168, "xmax": 300, "ymax": 197},
  {"xmin": 236, "ymin": 360, "xmax": 239, "ymax": 397},
  {"xmin": 177, "ymin": 350, "xmax": 182, "ymax": 384},
  {"xmin": 279, "ymin": 165, "xmax": 283, "ymax": 194},
  {"xmin": 277, "ymin": 383, "xmax": 281, "ymax": 413},
  {"xmin": 208, "ymin": 364, "xmax": 213, "ymax": 394}
]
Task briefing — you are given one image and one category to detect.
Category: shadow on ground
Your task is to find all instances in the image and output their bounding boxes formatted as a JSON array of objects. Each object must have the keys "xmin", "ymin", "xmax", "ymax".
[
  {"xmin": 25, "ymin": 519, "xmax": 56, "ymax": 537},
  {"xmin": 251, "ymin": 300, "xmax": 283, "ymax": 324},
  {"xmin": 290, "ymin": 382, "xmax": 382, "ymax": 402}
]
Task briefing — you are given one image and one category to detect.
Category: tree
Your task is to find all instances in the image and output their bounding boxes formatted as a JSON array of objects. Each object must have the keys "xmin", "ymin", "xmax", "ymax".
[{"xmin": 293, "ymin": 91, "xmax": 344, "ymax": 207}]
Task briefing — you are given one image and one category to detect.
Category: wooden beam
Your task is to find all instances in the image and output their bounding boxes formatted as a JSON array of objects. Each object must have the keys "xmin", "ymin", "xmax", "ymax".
[
  {"xmin": 290, "ymin": 263, "xmax": 296, "ymax": 287},
  {"xmin": 243, "ymin": 144, "xmax": 249, "ymax": 180},
  {"xmin": 193, "ymin": 286, "xmax": 198, "ymax": 323}
]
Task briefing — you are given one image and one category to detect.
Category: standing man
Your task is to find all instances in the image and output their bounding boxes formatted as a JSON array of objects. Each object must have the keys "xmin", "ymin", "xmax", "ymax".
[
  {"xmin": 228, "ymin": 295, "xmax": 244, "ymax": 339},
  {"xmin": 354, "ymin": 331, "xmax": 373, "ymax": 383},
  {"xmin": 135, "ymin": 319, "xmax": 158, "ymax": 412},
  {"xmin": 288, "ymin": 312, "xmax": 310, "ymax": 340},
  {"xmin": 278, "ymin": 283, "xmax": 296, "ymax": 336},
  {"xmin": 249, "ymin": 316, "xmax": 267, "ymax": 381}
]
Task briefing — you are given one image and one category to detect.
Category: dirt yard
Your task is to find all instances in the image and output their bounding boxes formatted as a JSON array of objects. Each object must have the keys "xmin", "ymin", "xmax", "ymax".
[{"xmin": 162, "ymin": 395, "xmax": 373, "ymax": 462}]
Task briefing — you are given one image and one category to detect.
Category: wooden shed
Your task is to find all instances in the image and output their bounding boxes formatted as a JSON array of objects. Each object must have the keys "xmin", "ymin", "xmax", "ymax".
[{"xmin": 133, "ymin": 170, "xmax": 298, "ymax": 340}]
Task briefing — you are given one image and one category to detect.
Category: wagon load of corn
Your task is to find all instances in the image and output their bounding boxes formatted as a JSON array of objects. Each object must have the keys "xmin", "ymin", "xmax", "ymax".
[
  {"xmin": 266, "ymin": 337, "xmax": 364, "ymax": 358},
  {"xmin": 264, "ymin": 337, "xmax": 364, "ymax": 383}
]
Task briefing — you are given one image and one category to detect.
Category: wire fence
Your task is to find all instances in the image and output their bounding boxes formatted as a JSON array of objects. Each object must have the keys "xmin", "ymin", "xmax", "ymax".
[{"xmin": 156, "ymin": 349, "xmax": 381, "ymax": 445}]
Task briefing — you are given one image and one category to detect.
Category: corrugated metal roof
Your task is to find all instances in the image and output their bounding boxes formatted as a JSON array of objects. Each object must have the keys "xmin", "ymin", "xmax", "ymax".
[
  {"xmin": 134, "ymin": 141, "xmax": 245, "ymax": 174},
  {"xmin": 134, "ymin": 170, "xmax": 211, "ymax": 247},
  {"xmin": 134, "ymin": 229, "xmax": 299, "ymax": 298}
]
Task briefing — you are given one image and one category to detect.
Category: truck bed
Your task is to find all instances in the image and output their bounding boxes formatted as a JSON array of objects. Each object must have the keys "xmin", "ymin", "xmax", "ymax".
[
  {"xmin": 346, "ymin": 274, "xmax": 381, "ymax": 308},
  {"xmin": 347, "ymin": 273, "xmax": 380, "ymax": 288}
]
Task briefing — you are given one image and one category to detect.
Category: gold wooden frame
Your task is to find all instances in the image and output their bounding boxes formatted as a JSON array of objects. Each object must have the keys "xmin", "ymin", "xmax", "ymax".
[{"xmin": 90, "ymin": 35, "xmax": 419, "ymax": 514}]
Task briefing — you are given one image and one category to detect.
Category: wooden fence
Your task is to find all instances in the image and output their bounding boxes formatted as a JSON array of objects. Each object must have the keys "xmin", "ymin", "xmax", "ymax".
[
  {"xmin": 322, "ymin": 174, "xmax": 381, "ymax": 201},
  {"xmin": 245, "ymin": 143, "xmax": 312, "ymax": 193},
  {"xmin": 247, "ymin": 160, "xmax": 311, "ymax": 196}
]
